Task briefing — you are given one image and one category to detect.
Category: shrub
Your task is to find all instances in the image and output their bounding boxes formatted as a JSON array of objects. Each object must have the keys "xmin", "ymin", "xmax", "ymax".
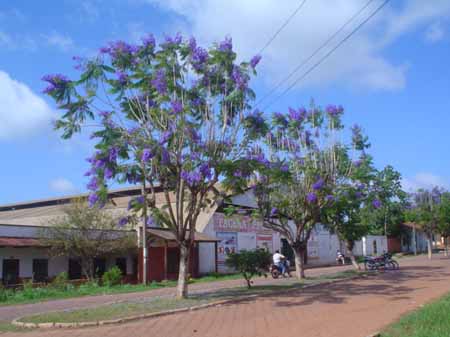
[
  {"xmin": 225, "ymin": 249, "xmax": 272, "ymax": 288},
  {"xmin": 0, "ymin": 285, "xmax": 10, "ymax": 302},
  {"xmin": 51, "ymin": 272, "xmax": 69, "ymax": 290},
  {"xmin": 102, "ymin": 266, "xmax": 123, "ymax": 287}
]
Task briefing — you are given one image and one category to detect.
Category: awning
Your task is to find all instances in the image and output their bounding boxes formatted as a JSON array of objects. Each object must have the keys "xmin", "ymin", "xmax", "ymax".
[
  {"xmin": 0, "ymin": 237, "xmax": 44, "ymax": 247},
  {"xmin": 147, "ymin": 228, "xmax": 220, "ymax": 242}
]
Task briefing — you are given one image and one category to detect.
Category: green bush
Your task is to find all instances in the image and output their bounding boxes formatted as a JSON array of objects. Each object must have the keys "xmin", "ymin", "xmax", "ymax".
[
  {"xmin": 51, "ymin": 272, "xmax": 69, "ymax": 290},
  {"xmin": 0, "ymin": 285, "xmax": 10, "ymax": 302},
  {"xmin": 102, "ymin": 266, "xmax": 123, "ymax": 287},
  {"xmin": 225, "ymin": 249, "xmax": 272, "ymax": 288}
]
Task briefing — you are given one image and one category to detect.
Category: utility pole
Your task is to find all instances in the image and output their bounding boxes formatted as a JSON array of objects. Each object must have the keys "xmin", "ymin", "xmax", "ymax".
[{"xmin": 141, "ymin": 164, "xmax": 148, "ymax": 285}]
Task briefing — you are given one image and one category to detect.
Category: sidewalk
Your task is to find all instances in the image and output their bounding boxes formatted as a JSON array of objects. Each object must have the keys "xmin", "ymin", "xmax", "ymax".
[{"xmin": 0, "ymin": 264, "xmax": 353, "ymax": 321}]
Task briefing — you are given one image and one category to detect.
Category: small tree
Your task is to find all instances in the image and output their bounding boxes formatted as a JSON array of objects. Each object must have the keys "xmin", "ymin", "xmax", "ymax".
[
  {"xmin": 225, "ymin": 249, "xmax": 271, "ymax": 288},
  {"xmin": 406, "ymin": 187, "xmax": 443, "ymax": 260},
  {"xmin": 43, "ymin": 34, "xmax": 264, "ymax": 298},
  {"xmin": 40, "ymin": 200, "xmax": 136, "ymax": 280},
  {"xmin": 438, "ymin": 192, "xmax": 450, "ymax": 256}
]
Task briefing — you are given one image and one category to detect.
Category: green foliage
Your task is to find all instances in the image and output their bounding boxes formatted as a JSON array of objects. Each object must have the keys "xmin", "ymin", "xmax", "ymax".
[
  {"xmin": 51, "ymin": 272, "xmax": 69, "ymax": 290},
  {"xmin": 102, "ymin": 266, "xmax": 123, "ymax": 287},
  {"xmin": 225, "ymin": 249, "xmax": 272, "ymax": 288},
  {"xmin": 40, "ymin": 200, "xmax": 136, "ymax": 280}
]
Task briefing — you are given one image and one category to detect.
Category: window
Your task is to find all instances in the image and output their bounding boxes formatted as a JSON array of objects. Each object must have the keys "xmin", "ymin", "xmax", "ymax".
[
  {"xmin": 116, "ymin": 258, "xmax": 127, "ymax": 276},
  {"xmin": 373, "ymin": 240, "xmax": 378, "ymax": 255},
  {"xmin": 32, "ymin": 259, "xmax": 48, "ymax": 282},
  {"xmin": 167, "ymin": 249, "xmax": 179, "ymax": 274},
  {"xmin": 93, "ymin": 258, "xmax": 106, "ymax": 278},
  {"xmin": 68, "ymin": 259, "xmax": 82, "ymax": 280},
  {"xmin": 2, "ymin": 259, "xmax": 19, "ymax": 286}
]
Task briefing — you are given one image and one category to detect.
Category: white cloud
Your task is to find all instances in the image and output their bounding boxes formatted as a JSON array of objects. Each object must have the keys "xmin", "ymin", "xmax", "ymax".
[
  {"xmin": 49, "ymin": 178, "xmax": 77, "ymax": 194},
  {"xmin": 0, "ymin": 70, "xmax": 54, "ymax": 141},
  {"xmin": 42, "ymin": 31, "xmax": 75, "ymax": 52},
  {"xmin": 145, "ymin": 0, "xmax": 450, "ymax": 91},
  {"xmin": 402, "ymin": 172, "xmax": 448, "ymax": 192},
  {"xmin": 424, "ymin": 22, "xmax": 445, "ymax": 43}
]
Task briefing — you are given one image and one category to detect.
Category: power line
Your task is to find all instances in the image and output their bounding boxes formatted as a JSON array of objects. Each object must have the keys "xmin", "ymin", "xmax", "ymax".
[
  {"xmin": 257, "ymin": 0, "xmax": 308, "ymax": 55},
  {"xmin": 255, "ymin": 0, "xmax": 376, "ymax": 108},
  {"xmin": 263, "ymin": 0, "xmax": 391, "ymax": 111}
]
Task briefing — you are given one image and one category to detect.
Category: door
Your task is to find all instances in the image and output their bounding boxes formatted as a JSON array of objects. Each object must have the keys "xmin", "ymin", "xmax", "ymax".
[
  {"xmin": 148, "ymin": 247, "xmax": 165, "ymax": 281},
  {"xmin": 32, "ymin": 259, "xmax": 48, "ymax": 283},
  {"xmin": 2, "ymin": 259, "xmax": 19, "ymax": 286},
  {"xmin": 68, "ymin": 259, "xmax": 82, "ymax": 280}
]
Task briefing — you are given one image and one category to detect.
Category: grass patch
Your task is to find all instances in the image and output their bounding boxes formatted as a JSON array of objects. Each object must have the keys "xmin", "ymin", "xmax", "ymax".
[
  {"xmin": 0, "ymin": 321, "xmax": 31, "ymax": 333},
  {"xmin": 17, "ymin": 270, "xmax": 364, "ymax": 325},
  {"xmin": 0, "ymin": 273, "xmax": 242, "ymax": 307},
  {"xmin": 381, "ymin": 292, "xmax": 450, "ymax": 337}
]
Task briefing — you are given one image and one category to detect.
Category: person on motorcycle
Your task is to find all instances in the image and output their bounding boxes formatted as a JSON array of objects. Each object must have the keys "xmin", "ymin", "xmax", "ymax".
[
  {"xmin": 336, "ymin": 250, "xmax": 345, "ymax": 265},
  {"xmin": 273, "ymin": 250, "xmax": 287, "ymax": 276}
]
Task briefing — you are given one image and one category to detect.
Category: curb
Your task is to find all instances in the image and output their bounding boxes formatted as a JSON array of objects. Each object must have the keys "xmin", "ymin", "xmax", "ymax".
[{"xmin": 12, "ymin": 273, "xmax": 368, "ymax": 329}]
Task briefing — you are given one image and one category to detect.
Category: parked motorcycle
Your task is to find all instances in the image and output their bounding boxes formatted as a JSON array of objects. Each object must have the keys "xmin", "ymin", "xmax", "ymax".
[{"xmin": 364, "ymin": 253, "xmax": 399, "ymax": 271}]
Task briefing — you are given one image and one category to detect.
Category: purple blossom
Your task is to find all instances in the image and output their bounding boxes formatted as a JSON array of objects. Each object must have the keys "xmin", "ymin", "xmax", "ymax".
[
  {"xmin": 357, "ymin": 183, "xmax": 365, "ymax": 190},
  {"xmin": 231, "ymin": 66, "xmax": 247, "ymax": 90},
  {"xmin": 42, "ymin": 74, "xmax": 71, "ymax": 95},
  {"xmin": 250, "ymin": 54, "xmax": 262, "ymax": 68},
  {"xmin": 84, "ymin": 168, "xmax": 95, "ymax": 177},
  {"xmin": 326, "ymin": 104, "xmax": 343, "ymax": 117},
  {"xmin": 99, "ymin": 46, "xmax": 111, "ymax": 54},
  {"xmin": 116, "ymin": 71, "xmax": 128, "ymax": 85},
  {"xmin": 87, "ymin": 177, "xmax": 99, "ymax": 191},
  {"xmin": 128, "ymin": 196, "xmax": 145, "ymax": 210},
  {"xmin": 109, "ymin": 147, "xmax": 119, "ymax": 162},
  {"xmin": 104, "ymin": 167, "xmax": 114, "ymax": 179},
  {"xmin": 325, "ymin": 195, "xmax": 335, "ymax": 202},
  {"xmin": 199, "ymin": 163, "xmax": 212, "ymax": 179},
  {"xmin": 163, "ymin": 32, "xmax": 182, "ymax": 47},
  {"xmin": 270, "ymin": 207, "xmax": 278, "ymax": 217},
  {"xmin": 306, "ymin": 192, "xmax": 318, "ymax": 203},
  {"xmin": 192, "ymin": 46, "xmax": 209, "ymax": 71},
  {"xmin": 188, "ymin": 37, "xmax": 197, "ymax": 52},
  {"xmin": 280, "ymin": 164, "xmax": 289, "ymax": 172},
  {"xmin": 170, "ymin": 100, "xmax": 183, "ymax": 114},
  {"xmin": 106, "ymin": 40, "xmax": 138, "ymax": 60},
  {"xmin": 141, "ymin": 148, "xmax": 154, "ymax": 162},
  {"xmin": 218, "ymin": 37, "xmax": 232, "ymax": 52},
  {"xmin": 146, "ymin": 216, "xmax": 154, "ymax": 227},
  {"xmin": 353, "ymin": 160, "xmax": 363, "ymax": 168},
  {"xmin": 355, "ymin": 191, "xmax": 363, "ymax": 199},
  {"xmin": 142, "ymin": 34, "xmax": 156, "ymax": 49},
  {"xmin": 118, "ymin": 217, "xmax": 129, "ymax": 227},
  {"xmin": 151, "ymin": 69, "xmax": 167, "ymax": 95},
  {"xmin": 159, "ymin": 130, "xmax": 172, "ymax": 145},
  {"xmin": 288, "ymin": 107, "xmax": 306, "ymax": 123},
  {"xmin": 161, "ymin": 149, "xmax": 170, "ymax": 164},
  {"xmin": 372, "ymin": 199, "xmax": 382, "ymax": 209},
  {"xmin": 181, "ymin": 170, "xmax": 202, "ymax": 186},
  {"xmin": 94, "ymin": 158, "xmax": 107, "ymax": 169},
  {"xmin": 312, "ymin": 178, "xmax": 325, "ymax": 191},
  {"xmin": 88, "ymin": 193, "xmax": 99, "ymax": 207},
  {"xmin": 273, "ymin": 112, "xmax": 288, "ymax": 127}
]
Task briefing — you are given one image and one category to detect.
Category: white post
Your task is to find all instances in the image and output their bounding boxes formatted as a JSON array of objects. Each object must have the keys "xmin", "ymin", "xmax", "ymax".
[
  {"xmin": 143, "ymin": 224, "xmax": 148, "ymax": 284},
  {"xmin": 362, "ymin": 236, "xmax": 367, "ymax": 256}
]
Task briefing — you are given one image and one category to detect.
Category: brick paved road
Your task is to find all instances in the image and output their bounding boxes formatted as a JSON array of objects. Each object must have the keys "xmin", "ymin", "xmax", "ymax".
[
  {"xmin": 4, "ymin": 255, "xmax": 450, "ymax": 337},
  {"xmin": 0, "ymin": 264, "xmax": 352, "ymax": 321}
]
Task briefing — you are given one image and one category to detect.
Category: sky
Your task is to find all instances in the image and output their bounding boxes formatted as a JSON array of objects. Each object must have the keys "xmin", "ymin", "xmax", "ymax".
[{"xmin": 1, "ymin": 0, "xmax": 450, "ymax": 204}]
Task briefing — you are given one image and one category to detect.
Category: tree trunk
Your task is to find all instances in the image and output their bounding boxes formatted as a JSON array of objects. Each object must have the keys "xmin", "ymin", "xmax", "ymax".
[
  {"xmin": 177, "ymin": 243, "xmax": 190, "ymax": 299},
  {"xmin": 427, "ymin": 237, "xmax": 433, "ymax": 260},
  {"xmin": 293, "ymin": 246, "xmax": 306, "ymax": 280},
  {"xmin": 81, "ymin": 258, "xmax": 94, "ymax": 281},
  {"xmin": 346, "ymin": 241, "xmax": 360, "ymax": 270},
  {"xmin": 445, "ymin": 237, "xmax": 448, "ymax": 257}
]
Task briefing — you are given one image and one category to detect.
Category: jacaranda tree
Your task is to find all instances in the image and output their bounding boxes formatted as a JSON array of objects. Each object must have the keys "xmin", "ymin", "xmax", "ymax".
[
  {"xmin": 239, "ymin": 103, "xmax": 354, "ymax": 279},
  {"xmin": 43, "ymin": 33, "xmax": 263, "ymax": 298}
]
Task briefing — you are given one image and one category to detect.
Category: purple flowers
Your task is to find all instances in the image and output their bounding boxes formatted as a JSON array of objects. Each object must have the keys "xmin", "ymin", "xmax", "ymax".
[
  {"xmin": 312, "ymin": 178, "xmax": 325, "ymax": 191},
  {"xmin": 146, "ymin": 216, "xmax": 154, "ymax": 227},
  {"xmin": 116, "ymin": 71, "xmax": 128, "ymax": 85},
  {"xmin": 141, "ymin": 148, "xmax": 154, "ymax": 162},
  {"xmin": 192, "ymin": 46, "xmax": 209, "ymax": 71},
  {"xmin": 306, "ymin": 192, "xmax": 318, "ymax": 203},
  {"xmin": 270, "ymin": 207, "xmax": 278, "ymax": 217},
  {"xmin": 163, "ymin": 32, "xmax": 182, "ymax": 47},
  {"xmin": 372, "ymin": 199, "xmax": 382, "ymax": 209},
  {"xmin": 109, "ymin": 147, "xmax": 119, "ymax": 162},
  {"xmin": 170, "ymin": 100, "xmax": 183, "ymax": 114},
  {"xmin": 87, "ymin": 177, "xmax": 99, "ymax": 191},
  {"xmin": 250, "ymin": 54, "xmax": 261, "ymax": 68},
  {"xmin": 42, "ymin": 74, "xmax": 71, "ymax": 95},
  {"xmin": 103, "ymin": 40, "xmax": 138, "ymax": 60},
  {"xmin": 199, "ymin": 163, "xmax": 212, "ymax": 179},
  {"xmin": 181, "ymin": 170, "xmax": 202, "ymax": 186},
  {"xmin": 218, "ymin": 37, "xmax": 232, "ymax": 52},
  {"xmin": 326, "ymin": 104, "xmax": 343, "ymax": 117},
  {"xmin": 325, "ymin": 195, "xmax": 335, "ymax": 202},
  {"xmin": 128, "ymin": 196, "xmax": 145, "ymax": 210},
  {"xmin": 118, "ymin": 217, "xmax": 129, "ymax": 227},
  {"xmin": 288, "ymin": 107, "xmax": 306, "ymax": 123},
  {"xmin": 231, "ymin": 66, "xmax": 247, "ymax": 90},
  {"xmin": 104, "ymin": 167, "xmax": 114, "ymax": 179},
  {"xmin": 142, "ymin": 34, "xmax": 156, "ymax": 49},
  {"xmin": 88, "ymin": 193, "xmax": 99, "ymax": 207},
  {"xmin": 151, "ymin": 69, "xmax": 167, "ymax": 95}
]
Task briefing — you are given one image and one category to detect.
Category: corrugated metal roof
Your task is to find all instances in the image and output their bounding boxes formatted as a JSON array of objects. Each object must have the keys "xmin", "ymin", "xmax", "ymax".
[{"xmin": 0, "ymin": 237, "xmax": 44, "ymax": 247}]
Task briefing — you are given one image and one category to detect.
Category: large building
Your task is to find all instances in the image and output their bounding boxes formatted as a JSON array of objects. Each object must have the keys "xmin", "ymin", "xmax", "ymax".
[{"xmin": 0, "ymin": 187, "xmax": 388, "ymax": 286}]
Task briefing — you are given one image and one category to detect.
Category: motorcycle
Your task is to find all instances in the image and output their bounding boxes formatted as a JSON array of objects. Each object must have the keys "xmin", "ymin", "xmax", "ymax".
[
  {"xmin": 270, "ymin": 260, "xmax": 291, "ymax": 279},
  {"xmin": 364, "ymin": 253, "xmax": 399, "ymax": 271}
]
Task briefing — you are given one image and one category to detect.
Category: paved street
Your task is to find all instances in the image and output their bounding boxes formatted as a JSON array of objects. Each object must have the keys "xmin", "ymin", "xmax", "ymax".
[
  {"xmin": 0, "ymin": 263, "xmax": 353, "ymax": 321},
  {"xmin": 4, "ymin": 255, "xmax": 450, "ymax": 337}
]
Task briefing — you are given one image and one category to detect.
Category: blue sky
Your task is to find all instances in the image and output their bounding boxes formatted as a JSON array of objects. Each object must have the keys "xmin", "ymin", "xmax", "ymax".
[{"xmin": 1, "ymin": 0, "xmax": 450, "ymax": 204}]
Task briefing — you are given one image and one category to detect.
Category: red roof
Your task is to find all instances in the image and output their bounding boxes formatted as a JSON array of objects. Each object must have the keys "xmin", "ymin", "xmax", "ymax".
[{"xmin": 0, "ymin": 237, "xmax": 43, "ymax": 247}]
